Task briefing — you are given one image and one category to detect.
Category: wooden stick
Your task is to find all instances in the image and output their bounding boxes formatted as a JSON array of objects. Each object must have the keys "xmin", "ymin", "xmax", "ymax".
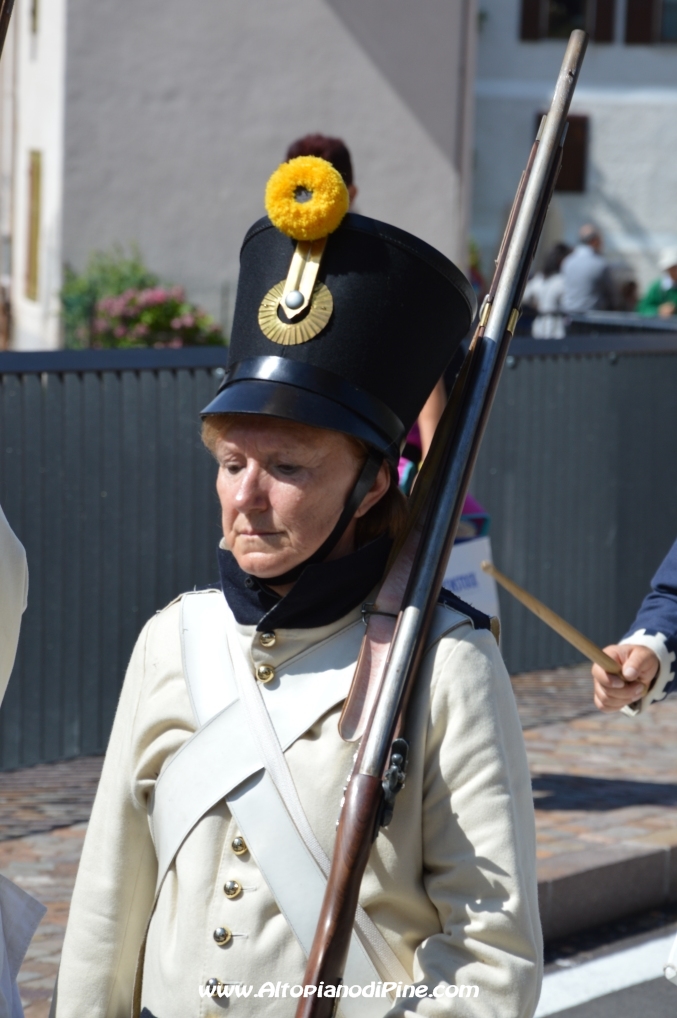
[{"xmin": 481, "ymin": 561, "xmax": 622, "ymax": 675}]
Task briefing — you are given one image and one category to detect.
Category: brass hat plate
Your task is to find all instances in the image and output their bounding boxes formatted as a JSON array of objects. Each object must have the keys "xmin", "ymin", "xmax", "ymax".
[
  {"xmin": 258, "ymin": 237, "xmax": 333, "ymax": 345},
  {"xmin": 258, "ymin": 280, "xmax": 333, "ymax": 346}
]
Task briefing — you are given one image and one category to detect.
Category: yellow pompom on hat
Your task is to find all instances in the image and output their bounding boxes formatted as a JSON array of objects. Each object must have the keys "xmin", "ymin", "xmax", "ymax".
[{"xmin": 264, "ymin": 155, "xmax": 349, "ymax": 241}]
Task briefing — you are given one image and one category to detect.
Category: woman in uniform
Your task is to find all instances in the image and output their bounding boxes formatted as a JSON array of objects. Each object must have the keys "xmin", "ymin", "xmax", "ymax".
[{"xmin": 52, "ymin": 158, "xmax": 542, "ymax": 1018}]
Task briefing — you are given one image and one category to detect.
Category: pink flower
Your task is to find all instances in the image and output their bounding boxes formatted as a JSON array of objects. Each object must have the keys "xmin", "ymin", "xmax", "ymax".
[{"xmin": 138, "ymin": 286, "xmax": 181, "ymax": 307}]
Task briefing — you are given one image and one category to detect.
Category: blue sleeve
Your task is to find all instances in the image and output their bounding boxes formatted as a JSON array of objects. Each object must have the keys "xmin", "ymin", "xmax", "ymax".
[{"xmin": 624, "ymin": 537, "xmax": 677, "ymax": 698}]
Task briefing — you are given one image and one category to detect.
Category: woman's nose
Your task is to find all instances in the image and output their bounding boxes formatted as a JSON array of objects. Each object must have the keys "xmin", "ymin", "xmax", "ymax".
[{"xmin": 234, "ymin": 462, "xmax": 268, "ymax": 510}]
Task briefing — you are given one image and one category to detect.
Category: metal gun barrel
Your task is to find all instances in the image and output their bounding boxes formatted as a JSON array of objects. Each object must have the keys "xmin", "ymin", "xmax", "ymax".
[
  {"xmin": 295, "ymin": 31, "xmax": 589, "ymax": 1017},
  {"xmin": 361, "ymin": 28, "xmax": 589, "ymax": 780}
]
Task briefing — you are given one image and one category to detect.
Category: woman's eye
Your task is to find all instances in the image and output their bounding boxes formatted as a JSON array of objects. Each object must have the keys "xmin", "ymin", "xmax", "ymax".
[
  {"xmin": 222, "ymin": 463, "xmax": 242, "ymax": 475},
  {"xmin": 276, "ymin": 463, "xmax": 299, "ymax": 476}
]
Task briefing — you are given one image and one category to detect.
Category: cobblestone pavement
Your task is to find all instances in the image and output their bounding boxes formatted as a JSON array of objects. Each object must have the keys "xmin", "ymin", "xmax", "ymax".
[
  {"xmin": 0, "ymin": 824, "xmax": 87, "ymax": 1017},
  {"xmin": 526, "ymin": 694, "xmax": 677, "ymax": 869},
  {"xmin": 510, "ymin": 663, "xmax": 597, "ymax": 729},
  {"xmin": 0, "ymin": 756, "xmax": 103, "ymax": 841},
  {"xmin": 2, "ymin": 664, "xmax": 677, "ymax": 1014}
]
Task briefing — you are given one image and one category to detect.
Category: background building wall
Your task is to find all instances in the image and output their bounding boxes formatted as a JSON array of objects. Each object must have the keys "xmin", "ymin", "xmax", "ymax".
[
  {"xmin": 60, "ymin": 0, "xmax": 477, "ymax": 338},
  {"xmin": 473, "ymin": 0, "xmax": 677, "ymax": 292},
  {"xmin": 0, "ymin": 13, "xmax": 18, "ymax": 349},
  {"xmin": 11, "ymin": 0, "xmax": 67, "ymax": 350}
]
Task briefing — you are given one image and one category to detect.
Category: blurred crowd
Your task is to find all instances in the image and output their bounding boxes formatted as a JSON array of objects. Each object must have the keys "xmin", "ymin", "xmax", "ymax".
[{"xmin": 518, "ymin": 224, "xmax": 677, "ymax": 338}]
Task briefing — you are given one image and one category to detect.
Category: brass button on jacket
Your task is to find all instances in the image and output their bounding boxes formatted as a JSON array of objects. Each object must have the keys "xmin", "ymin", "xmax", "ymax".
[
  {"xmin": 231, "ymin": 836, "xmax": 247, "ymax": 855},
  {"xmin": 224, "ymin": 880, "xmax": 242, "ymax": 899},
  {"xmin": 256, "ymin": 664, "xmax": 275, "ymax": 683},
  {"xmin": 213, "ymin": 927, "xmax": 232, "ymax": 946},
  {"xmin": 259, "ymin": 631, "xmax": 276, "ymax": 648}
]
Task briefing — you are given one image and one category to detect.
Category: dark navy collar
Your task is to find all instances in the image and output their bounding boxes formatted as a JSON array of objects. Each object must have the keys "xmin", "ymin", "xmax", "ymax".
[{"xmin": 217, "ymin": 535, "xmax": 393, "ymax": 631}]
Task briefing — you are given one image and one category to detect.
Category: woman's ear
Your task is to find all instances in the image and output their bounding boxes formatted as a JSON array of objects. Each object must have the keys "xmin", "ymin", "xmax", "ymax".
[{"xmin": 354, "ymin": 461, "xmax": 391, "ymax": 519}]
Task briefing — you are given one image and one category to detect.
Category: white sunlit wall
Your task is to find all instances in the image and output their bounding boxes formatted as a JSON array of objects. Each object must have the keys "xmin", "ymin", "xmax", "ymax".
[
  {"xmin": 59, "ymin": 0, "xmax": 478, "ymax": 335},
  {"xmin": 0, "ymin": 0, "xmax": 67, "ymax": 350},
  {"xmin": 0, "ymin": 0, "xmax": 478, "ymax": 349}
]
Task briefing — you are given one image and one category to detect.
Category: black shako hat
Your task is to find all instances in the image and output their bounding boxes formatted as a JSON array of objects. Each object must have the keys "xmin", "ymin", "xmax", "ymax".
[{"xmin": 202, "ymin": 212, "xmax": 477, "ymax": 465}]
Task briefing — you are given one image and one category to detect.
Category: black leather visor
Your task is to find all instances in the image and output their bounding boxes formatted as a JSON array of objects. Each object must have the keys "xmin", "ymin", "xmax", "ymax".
[{"xmin": 201, "ymin": 356, "xmax": 404, "ymax": 465}]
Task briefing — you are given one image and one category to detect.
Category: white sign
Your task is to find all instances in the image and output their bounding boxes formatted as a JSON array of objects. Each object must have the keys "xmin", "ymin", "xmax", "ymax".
[{"xmin": 443, "ymin": 535, "xmax": 500, "ymax": 621}]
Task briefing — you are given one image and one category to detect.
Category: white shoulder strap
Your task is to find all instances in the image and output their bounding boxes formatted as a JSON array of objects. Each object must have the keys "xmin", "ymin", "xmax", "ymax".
[
  {"xmin": 150, "ymin": 591, "xmax": 359, "ymax": 883},
  {"xmin": 221, "ymin": 596, "xmax": 410, "ymax": 989}
]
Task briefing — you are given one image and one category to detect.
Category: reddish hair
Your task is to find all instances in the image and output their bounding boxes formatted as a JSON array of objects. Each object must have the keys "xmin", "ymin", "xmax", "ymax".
[{"xmin": 286, "ymin": 134, "xmax": 354, "ymax": 187}]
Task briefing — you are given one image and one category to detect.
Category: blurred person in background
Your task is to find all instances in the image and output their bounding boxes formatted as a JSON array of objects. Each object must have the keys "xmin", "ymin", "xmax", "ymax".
[
  {"xmin": 561, "ymin": 224, "xmax": 613, "ymax": 314},
  {"xmin": 286, "ymin": 134, "xmax": 447, "ymax": 473},
  {"xmin": 591, "ymin": 537, "xmax": 677, "ymax": 715},
  {"xmin": 636, "ymin": 248, "xmax": 677, "ymax": 318},
  {"xmin": 590, "ymin": 539, "xmax": 677, "ymax": 991},
  {"xmin": 522, "ymin": 241, "xmax": 571, "ymax": 339},
  {"xmin": 618, "ymin": 278, "xmax": 639, "ymax": 312},
  {"xmin": 0, "ymin": 504, "xmax": 46, "ymax": 1017}
]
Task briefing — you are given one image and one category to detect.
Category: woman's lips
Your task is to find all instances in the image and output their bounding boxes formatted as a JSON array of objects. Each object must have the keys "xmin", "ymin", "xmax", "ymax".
[{"xmin": 236, "ymin": 531, "xmax": 280, "ymax": 539}]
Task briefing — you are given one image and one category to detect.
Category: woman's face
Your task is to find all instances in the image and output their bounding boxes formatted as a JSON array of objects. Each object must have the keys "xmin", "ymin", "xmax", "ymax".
[{"xmin": 214, "ymin": 417, "xmax": 389, "ymax": 585}]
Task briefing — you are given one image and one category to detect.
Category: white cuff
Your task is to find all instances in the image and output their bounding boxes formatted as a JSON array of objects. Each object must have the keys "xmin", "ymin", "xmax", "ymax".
[{"xmin": 620, "ymin": 629, "xmax": 676, "ymax": 716}]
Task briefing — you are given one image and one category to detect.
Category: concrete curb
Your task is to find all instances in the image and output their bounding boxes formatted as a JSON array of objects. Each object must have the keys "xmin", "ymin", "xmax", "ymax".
[{"xmin": 539, "ymin": 831, "xmax": 677, "ymax": 941}]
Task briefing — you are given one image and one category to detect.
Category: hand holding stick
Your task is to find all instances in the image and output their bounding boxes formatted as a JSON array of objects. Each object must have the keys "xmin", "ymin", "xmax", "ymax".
[{"xmin": 481, "ymin": 560, "xmax": 623, "ymax": 676}]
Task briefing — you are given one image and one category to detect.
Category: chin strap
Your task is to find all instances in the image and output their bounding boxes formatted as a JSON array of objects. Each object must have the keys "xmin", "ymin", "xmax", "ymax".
[{"xmin": 262, "ymin": 449, "xmax": 385, "ymax": 587}]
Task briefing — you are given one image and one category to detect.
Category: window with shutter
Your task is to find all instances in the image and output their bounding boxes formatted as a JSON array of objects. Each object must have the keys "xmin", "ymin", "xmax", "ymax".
[
  {"xmin": 557, "ymin": 115, "xmax": 588, "ymax": 191},
  {"xmin": 25, "ymin": 151, "xmax": 41, "ymax": 302},
  {"xmin": 535, "ymin": 113, "xmax": 588, "ymax": 192},
  {"xmin": 521, "ymin": 0, "xmax": 614, "ymax": 41},
  {"xmin": 625, "ymin": 0, "xmax": 657, "ymax": 42},
  {"xmin": 593, "ymin": 0, "xmax": 615, "ymax": 41},
  {"xmin": 547, "ymin": 0, "xmax": 587, "ymax": 38},
  {"xmin": 520, "ymin": 0, "xmax": 543, "ymax": 39}
]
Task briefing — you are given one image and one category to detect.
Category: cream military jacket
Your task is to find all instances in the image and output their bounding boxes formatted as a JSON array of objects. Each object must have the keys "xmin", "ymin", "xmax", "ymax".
[{"xmin": 52, "ymin": 593, "xmax": 542, "ymax": 1018}]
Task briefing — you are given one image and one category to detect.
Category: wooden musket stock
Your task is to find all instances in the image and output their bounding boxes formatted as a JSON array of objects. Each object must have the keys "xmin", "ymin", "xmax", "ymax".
[{"xmin": 296, "ymin": 31, "xmax": 589, "ymax": 1018}]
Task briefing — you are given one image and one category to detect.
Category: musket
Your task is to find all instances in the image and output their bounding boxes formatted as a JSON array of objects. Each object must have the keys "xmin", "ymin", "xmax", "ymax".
[{"xmin": 296, "ymin": 30, "xmax": 589, "ymax": 1018}]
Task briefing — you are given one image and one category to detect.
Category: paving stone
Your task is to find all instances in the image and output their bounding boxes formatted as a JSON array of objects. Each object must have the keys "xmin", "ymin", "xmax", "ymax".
[
  {"xmin": 0, "ymin": 757, "xmax": 103, "ymax": 841},
  {"xmin": 510, "ymin": 663, "xmax": 597, "ymax": 729},
  {"xmin": 0, "ymin": 824, "xmax": 87, "ymax": 1014}
]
